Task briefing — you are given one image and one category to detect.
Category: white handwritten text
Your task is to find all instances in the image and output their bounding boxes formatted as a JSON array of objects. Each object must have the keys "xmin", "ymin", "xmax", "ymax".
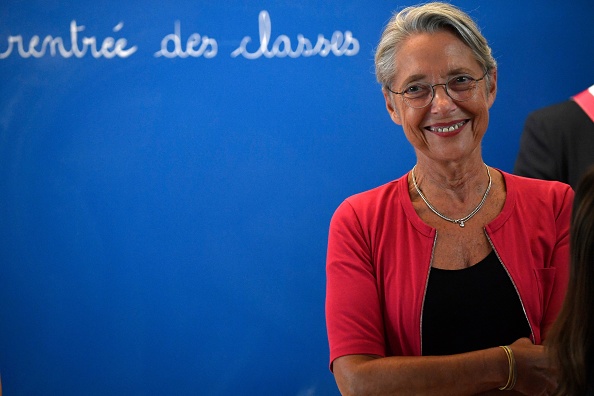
[
  {"xmin": 154, "ymin": 21, "xmax": 217, "ymax": 58},
  {"xmin": 0, "ymin": 21, "xmax": 137, "ymax": 59},
  {"xmin": 0, "ymin": 12, "xmax": 360, "ymax": 61},
  {"xmin": 231, "ymin": 11, "xmax": 359, "ymax": 59}
]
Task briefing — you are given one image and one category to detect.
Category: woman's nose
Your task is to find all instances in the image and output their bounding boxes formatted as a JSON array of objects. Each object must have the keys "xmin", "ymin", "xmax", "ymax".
[{"xmin": 431, "ymin": 84, "xmax": 456, "ymax": 113}]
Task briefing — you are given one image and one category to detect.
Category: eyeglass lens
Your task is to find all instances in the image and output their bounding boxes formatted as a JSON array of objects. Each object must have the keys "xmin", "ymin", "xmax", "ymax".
[{"xmin": 403, "ymin": 76, "xmax": 479, "ymax": 108}]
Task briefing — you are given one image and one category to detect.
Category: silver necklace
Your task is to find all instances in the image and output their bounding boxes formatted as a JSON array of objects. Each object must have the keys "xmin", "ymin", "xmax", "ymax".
[{"xmin": 411, "ymin": 164, "xmax": 492, "ymax": 228}]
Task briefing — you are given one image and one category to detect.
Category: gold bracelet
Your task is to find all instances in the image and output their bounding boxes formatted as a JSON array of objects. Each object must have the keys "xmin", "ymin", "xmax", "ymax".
[{"xmin": 498, "ymin": 345, "xmax": 517, "ymax": 391}]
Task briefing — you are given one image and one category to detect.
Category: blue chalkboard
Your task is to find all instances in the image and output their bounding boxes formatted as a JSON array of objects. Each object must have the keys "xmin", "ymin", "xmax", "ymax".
[{"xmin": 1, "ymin": 1, "xmax": 593, "ymax": 394}]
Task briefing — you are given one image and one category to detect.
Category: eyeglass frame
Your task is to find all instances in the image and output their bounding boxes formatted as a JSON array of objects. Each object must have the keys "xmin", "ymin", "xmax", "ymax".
[{"xmin": 385, "ymin": 70, "xmax": 489, "ymax": 109}]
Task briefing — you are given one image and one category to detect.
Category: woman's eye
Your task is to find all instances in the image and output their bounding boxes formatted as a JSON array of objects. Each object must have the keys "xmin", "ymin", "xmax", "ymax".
[
  {"xmin": 448, "ymin": 76, "xmax": 476, "ymax": 91},
  {"xmin": 452, "ymin": 75, "xmax": 472, "ymax": 85},
  {"xmin": 405, "ymin": 84, "xmax": 429, "ymax": 96}
]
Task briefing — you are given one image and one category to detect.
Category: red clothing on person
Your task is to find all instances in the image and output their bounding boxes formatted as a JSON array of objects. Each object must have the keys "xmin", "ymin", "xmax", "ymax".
[{"xmin": 325, "ymin": 170, "xmax": 573, "ymax": 369}]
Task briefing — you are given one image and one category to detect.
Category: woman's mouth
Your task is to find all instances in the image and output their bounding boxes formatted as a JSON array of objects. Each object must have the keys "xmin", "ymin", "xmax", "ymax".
[{"xmin": 426, "ymin": 120, "xmax": 468, "ymax": 133}]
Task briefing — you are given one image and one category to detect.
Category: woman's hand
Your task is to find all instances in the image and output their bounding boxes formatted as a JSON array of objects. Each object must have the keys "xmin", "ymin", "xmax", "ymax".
[{"xmin": 509, "ymin": 337, "xmax": 557, "ymax": 395}]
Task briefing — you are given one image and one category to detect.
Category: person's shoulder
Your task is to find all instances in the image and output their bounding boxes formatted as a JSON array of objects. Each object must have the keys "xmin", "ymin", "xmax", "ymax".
[
  {"xmin": 527, "ymin": 99, "xmax": 586, "ymax": 123},
  {"xmin": 503, "ymin": 171, "xmax": 574, "ymax": 212},
  {"xmin": 333, "ymin": 174, "xmax": 407, "ymax": 217},
  {"xmin": 529, "ymin": 99, "xmax": 577, "ymax": 115},
  {"xmin": 345, "ymin": 176, "xmax": 404, "ymax": 205},
  {"xmin": 504, "ymin": 171, "xmax": 571, "ymax": 193},
  {"xmin": 501, "ymin": 172, "xmax": 574, "ymax": 230}
]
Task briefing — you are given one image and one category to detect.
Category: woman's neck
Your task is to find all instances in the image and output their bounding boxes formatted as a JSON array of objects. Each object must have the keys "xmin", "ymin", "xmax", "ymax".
[{"xmin": 412, "ymin": 158, "xmax": 489, "ymax": 202}]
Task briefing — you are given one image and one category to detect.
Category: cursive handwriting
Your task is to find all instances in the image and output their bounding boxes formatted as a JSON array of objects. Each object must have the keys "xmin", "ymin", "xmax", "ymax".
[
  {"xmin": 231, "ymin": 11, "xmax": 359, "ymax": 59},
  {"xmin": 0, "ymin": 11, "xmax": 360, "ymax": 60},
  {"xmin": 0, "ymin": 21, "xmax": 137, "ymax": 59},
  {"xmin": 154, "ymin": 21, "xmax": 217, "ymax": 58}
]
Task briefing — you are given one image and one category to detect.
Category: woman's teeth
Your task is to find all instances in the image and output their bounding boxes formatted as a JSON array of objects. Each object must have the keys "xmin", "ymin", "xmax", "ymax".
[{"xmin": 428, "ymin": 120, "xmax": 467, "ymax": 133}]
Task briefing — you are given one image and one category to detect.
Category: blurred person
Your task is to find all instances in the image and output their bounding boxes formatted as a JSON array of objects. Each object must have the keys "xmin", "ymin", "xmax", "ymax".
[
  {"xmin": 547, "ymin": 165, "xmax": 594, "ymax": 396},
  {"xmin": 514, "ymin": 84, "xmax": 594, "ymax": 189}
]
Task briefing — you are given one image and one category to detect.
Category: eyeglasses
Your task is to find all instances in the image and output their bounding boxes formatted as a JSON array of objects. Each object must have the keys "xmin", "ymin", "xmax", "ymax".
[{"xmin": 386, "ymin": 70, "xmax": 489, "ymax": 109}]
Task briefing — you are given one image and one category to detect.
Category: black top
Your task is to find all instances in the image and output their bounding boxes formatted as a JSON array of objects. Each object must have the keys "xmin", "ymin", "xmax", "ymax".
[{"xmin": 422, "ymin": 250, "xmax": 531, "ymax": 356}]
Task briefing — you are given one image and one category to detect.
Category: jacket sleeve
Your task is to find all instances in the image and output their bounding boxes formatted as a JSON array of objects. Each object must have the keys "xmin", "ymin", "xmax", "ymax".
[{"xmin": 325, "ymin": 199, "xmax": 386, "ymax": 370}]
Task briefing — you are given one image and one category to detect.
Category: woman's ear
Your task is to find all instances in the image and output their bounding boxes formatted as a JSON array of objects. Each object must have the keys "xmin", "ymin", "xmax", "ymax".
[{"xmin": 383, "ymin": 89, "xmax": 402, "ymax": 125}]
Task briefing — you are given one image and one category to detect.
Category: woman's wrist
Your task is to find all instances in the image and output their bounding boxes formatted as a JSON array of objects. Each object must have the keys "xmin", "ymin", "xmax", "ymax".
[{"xmin": 498, "ymin": 345, "xmax": 517, "ymax": 390}]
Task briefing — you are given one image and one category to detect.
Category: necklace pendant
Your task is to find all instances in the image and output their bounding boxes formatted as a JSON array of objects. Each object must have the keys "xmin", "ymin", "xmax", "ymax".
[{"xmin": 411, "ymin": 164, "xmax": 492, "ymax": 230}]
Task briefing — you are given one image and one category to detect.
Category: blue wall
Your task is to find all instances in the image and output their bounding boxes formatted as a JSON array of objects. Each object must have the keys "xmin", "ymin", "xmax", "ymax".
[{"xmin": 1, "ymin": 1, "xmax": 593, "ymax": 395}]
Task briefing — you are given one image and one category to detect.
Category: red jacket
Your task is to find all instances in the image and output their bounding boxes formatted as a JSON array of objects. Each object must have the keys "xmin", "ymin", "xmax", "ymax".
[{"xmin": 326, "ymin": 170, "xmax": 573, "ymax": 368}]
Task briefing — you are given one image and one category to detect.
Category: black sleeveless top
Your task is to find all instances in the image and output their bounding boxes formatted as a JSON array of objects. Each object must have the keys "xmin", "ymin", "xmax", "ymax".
[{"xmin": 422, "ymin": 250, "xmax": 531, "ymax": 356}]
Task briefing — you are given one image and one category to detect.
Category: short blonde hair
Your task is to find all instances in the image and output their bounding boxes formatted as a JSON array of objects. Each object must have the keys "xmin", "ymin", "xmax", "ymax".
[{"xmin": 375, "ymin": 2, "xmax": 496, "ymax": 89}]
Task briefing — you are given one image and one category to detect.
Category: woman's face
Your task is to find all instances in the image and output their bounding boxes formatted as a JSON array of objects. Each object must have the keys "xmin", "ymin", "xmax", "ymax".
[{"xmin": 383, "ymin": 29, "xmax": 497, "ymax": 164}]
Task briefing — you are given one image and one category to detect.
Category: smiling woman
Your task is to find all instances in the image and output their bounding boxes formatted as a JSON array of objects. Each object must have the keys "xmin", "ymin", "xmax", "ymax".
[
  {"xmin": 384, "ymin": 30, "xmax": 495, "ymax": 165},
  {"xmin": 325, "ymin": 2, "xmax": 574, "ymax": 395}
]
